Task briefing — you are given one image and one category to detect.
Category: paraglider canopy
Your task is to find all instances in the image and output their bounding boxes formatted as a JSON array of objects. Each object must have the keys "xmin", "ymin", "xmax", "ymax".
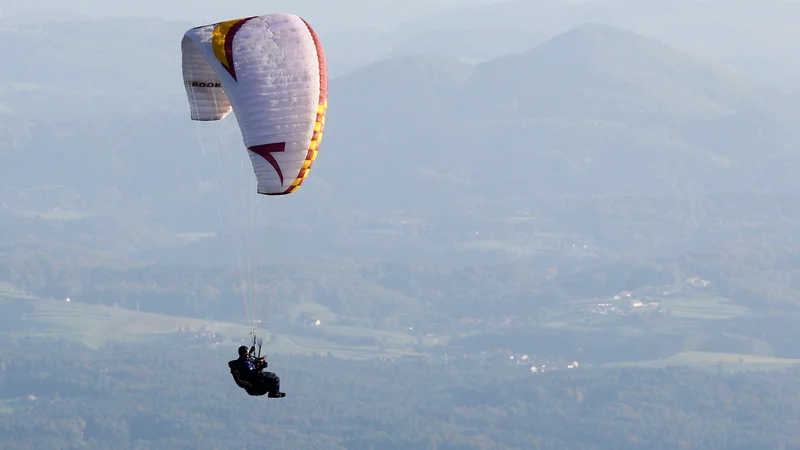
[{"xmin": 181, "ymin": 13, "xmax": 328, "ymax": 196}]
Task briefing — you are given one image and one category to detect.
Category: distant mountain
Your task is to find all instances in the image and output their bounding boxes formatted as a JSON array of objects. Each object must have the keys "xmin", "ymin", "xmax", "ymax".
[
  {"xmin": 400, "ymin": 0, "xmax": 800, "ymax": 90},
  {"xmin": 320, "ymin": 26, "xmax": 542, "ymax": 78},
  {"xmin": 0, "ymin": 17, "xmax": 191, "ymax": 119},
  {"xmin": 388, "ymin": 27, "xmax": 546, "ymax": 61},
  {"xmin": 327, "ymin": 23, "xmax": 800, "ymax": 206},
  {"xmin": 4, "ymin": 20, "xmax": 800, "ymax": 262},
  {"xmin": 464, "ymin": 23, "xmax": 770, "ymax": 120},
  {"xmin": 7, "ymin": 21, "xmax": 798, "ymax": 206}
]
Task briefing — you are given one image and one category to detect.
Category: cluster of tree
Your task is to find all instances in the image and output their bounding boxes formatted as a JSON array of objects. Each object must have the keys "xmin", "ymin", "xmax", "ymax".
[
  {"xmin": 4, "ymin": 238, "xmax": 800, "ymax": 363},
  {"xmin": 0, "ymin": 337, "xmax": 799, "ymax": 449},
  {"xmin": 3, "ymin": 237, "xmax": 800, "ymax": 315}
]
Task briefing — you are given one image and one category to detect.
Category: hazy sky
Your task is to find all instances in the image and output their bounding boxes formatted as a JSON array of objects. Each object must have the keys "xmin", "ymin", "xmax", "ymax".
[
  {"xmin": 0, "ymin": 0, "xmax": 503, "ymax": 30},
  {"xmin": 6, "ymin": 0, "xmax": 800, "ymax": 84}
]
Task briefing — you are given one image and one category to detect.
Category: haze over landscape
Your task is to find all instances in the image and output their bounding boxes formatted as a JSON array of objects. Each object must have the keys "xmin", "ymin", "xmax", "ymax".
[{"xmin": 3, "ymin": 0, "xmax": 800, "ymax": 448}]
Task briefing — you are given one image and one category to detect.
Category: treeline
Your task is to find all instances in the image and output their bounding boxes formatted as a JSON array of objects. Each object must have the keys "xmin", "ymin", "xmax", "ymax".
[
  {"xmin": 0, "ymin": 252, "xmax": 573, "ymax": 325},
  {"xmin": 0, "ymin": 337, "xmax": 799, "ymax": 449},
  {"xmin": 3, "ymin": 239, "xmax": 800, "ymax": 325}
]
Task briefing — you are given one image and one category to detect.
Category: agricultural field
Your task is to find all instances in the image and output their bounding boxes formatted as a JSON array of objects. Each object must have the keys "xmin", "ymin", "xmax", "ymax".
[
  {"xmin": 660, "ymin": 294, "xmax": 749, "ymax": 320},
  {"xmin": 0, "ymin": 288, "xmax": 422, "ymax": 359},
  {"xmin": 608, "ymin": 351, "xmax": 800, "ymax": 372}
]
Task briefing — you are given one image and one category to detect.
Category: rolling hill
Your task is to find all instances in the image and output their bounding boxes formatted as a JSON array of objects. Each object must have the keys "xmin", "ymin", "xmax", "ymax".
[
  {"xmin": 328, "ymin": 23, "xmax": 800, "ymax": 206},
  {"xmin": 4, "ymin": 17, "xmax": 800, "ymax": 264}
]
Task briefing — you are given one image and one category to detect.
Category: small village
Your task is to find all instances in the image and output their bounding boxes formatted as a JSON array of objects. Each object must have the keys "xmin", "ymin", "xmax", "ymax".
[
  {"xmin": 588, "ymin": 275, "xmax": 712, "ymax": 317},
  {"xmin": 509, "ymin": 354, "xmax": 581, "ymax": 374}
]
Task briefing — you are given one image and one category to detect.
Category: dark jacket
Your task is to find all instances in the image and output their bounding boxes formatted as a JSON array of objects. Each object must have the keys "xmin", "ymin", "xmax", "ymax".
[{"xmin": 228, "ymin": 357, "xmax": 259, "ymax": 390}]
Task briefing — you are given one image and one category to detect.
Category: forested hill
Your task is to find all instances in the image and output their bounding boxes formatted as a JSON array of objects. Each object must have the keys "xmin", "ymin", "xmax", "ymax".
[
  {"xmin": 4, "ymin": 19, "xmax": 800, "ymax": 268},
  {"xmin": 1, "ymin": 338, "xmax": 800, "ymax": 449}
]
